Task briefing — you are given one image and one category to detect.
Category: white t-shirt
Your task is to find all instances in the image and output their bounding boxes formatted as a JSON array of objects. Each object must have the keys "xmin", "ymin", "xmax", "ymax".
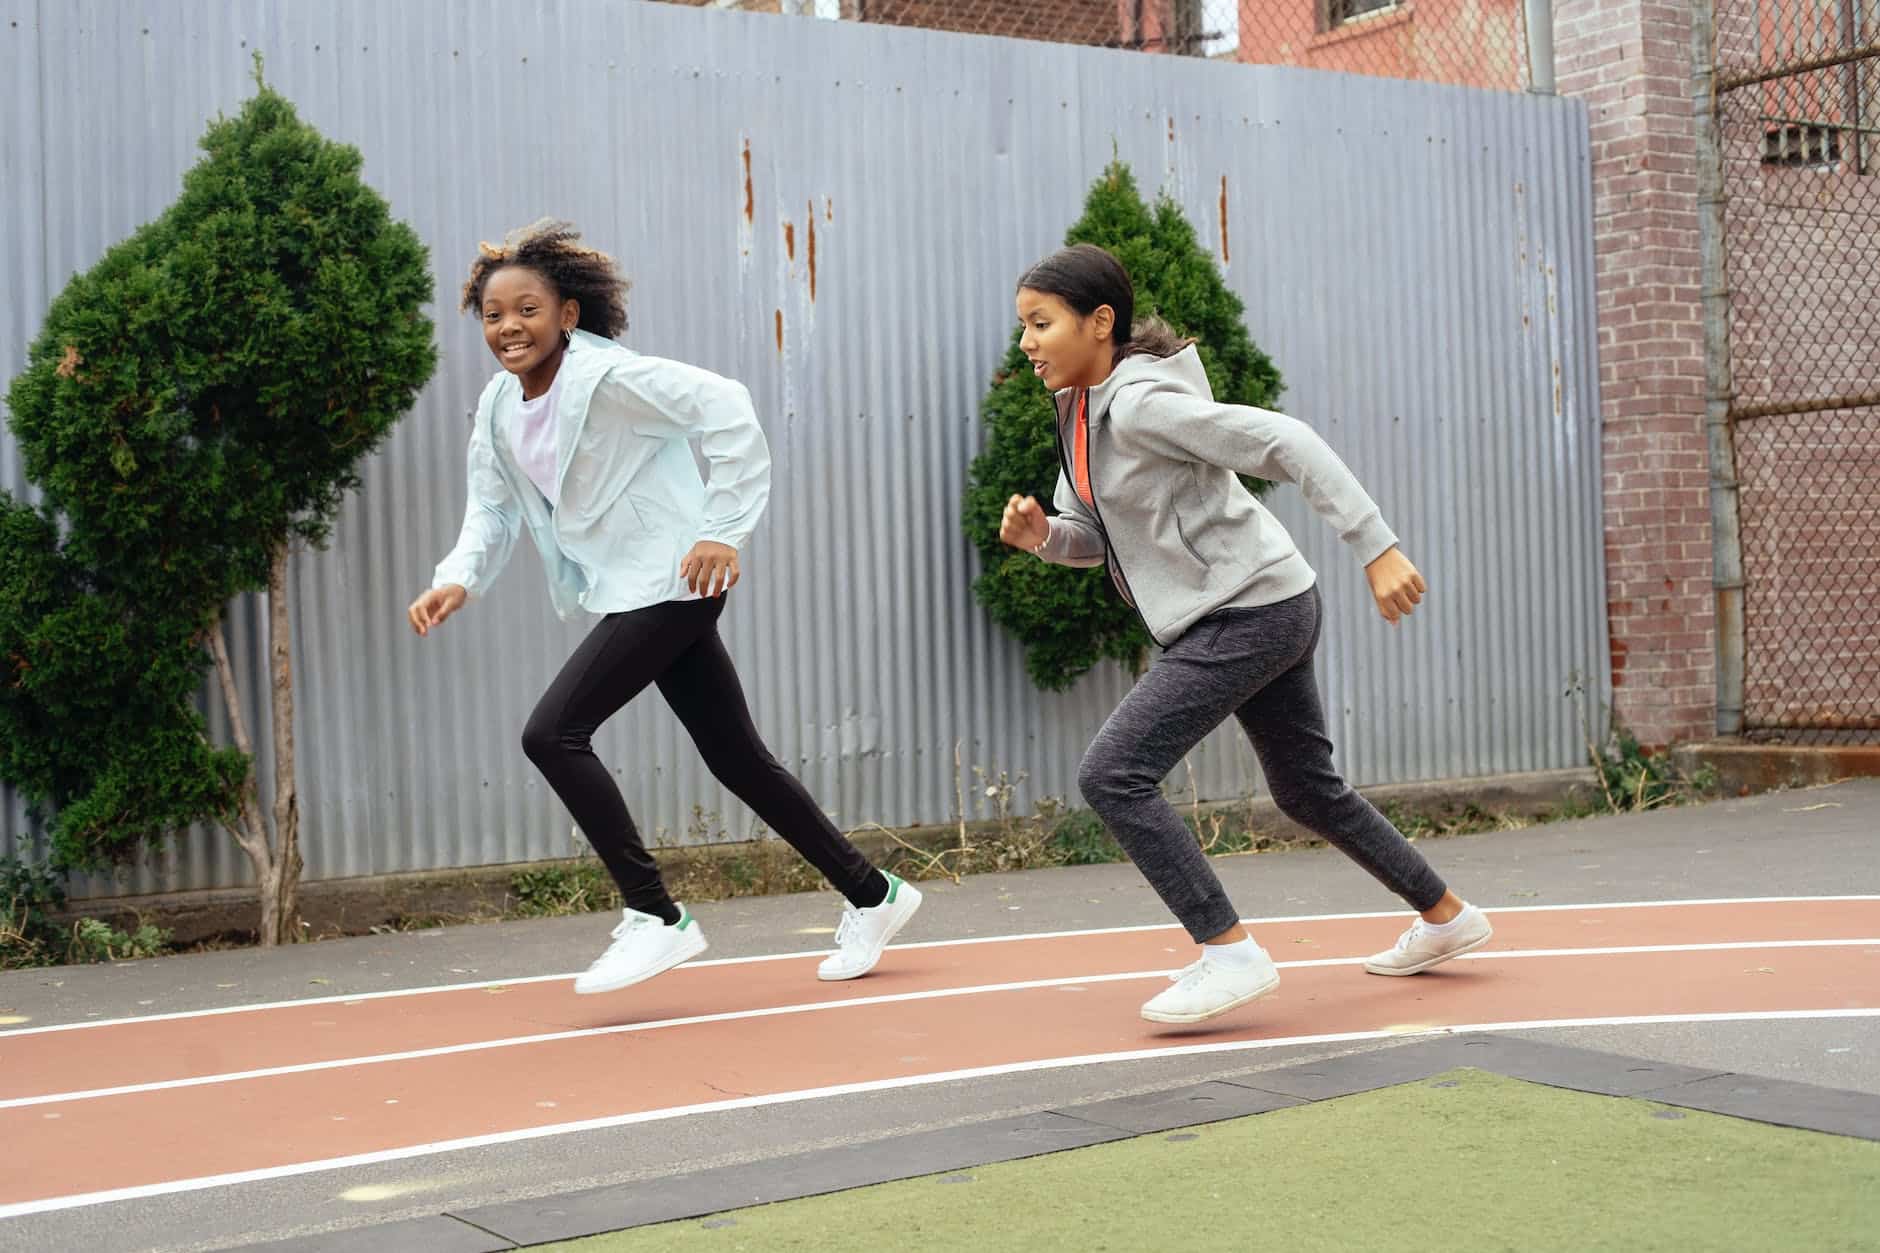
[
  {"xmin": 504, "ymin": 362, "xmax": 702, "ymax": 602},
  {"xmin": 509, "ymin": 368, "xmax": 563, "ymax": 506}
]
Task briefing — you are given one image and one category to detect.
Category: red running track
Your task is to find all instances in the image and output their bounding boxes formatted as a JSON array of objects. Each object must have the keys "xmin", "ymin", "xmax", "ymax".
[{"xmin": 2, "ymin": 897, "xmax": 1876, "ymax": 1216}]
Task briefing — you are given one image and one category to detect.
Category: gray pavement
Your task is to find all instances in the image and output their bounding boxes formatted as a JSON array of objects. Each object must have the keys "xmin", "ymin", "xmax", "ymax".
[{"xmin": 1, "ymin": 779, "xmax": 1875, "ymax": 1252}]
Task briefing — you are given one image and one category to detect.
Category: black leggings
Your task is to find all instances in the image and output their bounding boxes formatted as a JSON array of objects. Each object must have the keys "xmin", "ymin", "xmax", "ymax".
[{"xmin": 521, "ymin": 596, "xmax": 885, "ymax": 918}]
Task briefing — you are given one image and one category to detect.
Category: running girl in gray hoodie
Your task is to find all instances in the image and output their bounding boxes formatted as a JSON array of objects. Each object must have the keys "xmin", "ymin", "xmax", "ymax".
[{"xmin": 1000, "ymin": 244, "xmax": 1491, "ymax": 1025}]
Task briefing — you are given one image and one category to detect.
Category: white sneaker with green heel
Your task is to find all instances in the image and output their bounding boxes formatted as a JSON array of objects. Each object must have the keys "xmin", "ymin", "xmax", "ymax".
[
  {"xmin": 573, "ymin": 904, "xmax": 708, "ymax": 995},
  {"xmin": 818, "ymin": 874, "xmax": 923, "ymax": 981}
]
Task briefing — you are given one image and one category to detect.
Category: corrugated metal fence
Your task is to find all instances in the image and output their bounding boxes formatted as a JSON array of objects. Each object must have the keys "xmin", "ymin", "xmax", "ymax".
[{"xmin": 0, "ymin": 0, "xmax": 1605, "ymax": 900}]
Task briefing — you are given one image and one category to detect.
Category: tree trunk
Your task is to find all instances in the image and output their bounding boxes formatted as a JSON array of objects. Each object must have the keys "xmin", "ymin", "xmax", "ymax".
[
  {"xmin": 208, "ymin": 544, "xmax": 302, "ymax": 947},
  {"xmin": 264, "ymin": 544, "xmax": 302, "ymax": 946},
  {"xmin": 210, "ymin": 617, "xmax": 277, "ymax": 940}
]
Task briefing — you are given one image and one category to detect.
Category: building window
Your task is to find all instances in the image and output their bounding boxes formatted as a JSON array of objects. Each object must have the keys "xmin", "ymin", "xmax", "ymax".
[
  {"xmin": 1326, "ymin": 0, "xmax": 1398, "ymax": 26},
  {"xmin": 1750, "ymin": 0, "xmax": 1873, "ymax": 175},
  {"xmin": 1760, "ymin": 122, "xmax": 1844, "ymax": 168}
]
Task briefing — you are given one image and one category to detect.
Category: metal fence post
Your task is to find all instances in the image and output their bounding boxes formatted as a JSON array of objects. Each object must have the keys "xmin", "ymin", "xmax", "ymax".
[
  {"xmin": 1693, "ymin": 0, "xmax": 1746, "ymax": 736},
  {"xmin": 1525, "ymin": 0, "xmax": 1555, "ymax": 93}
]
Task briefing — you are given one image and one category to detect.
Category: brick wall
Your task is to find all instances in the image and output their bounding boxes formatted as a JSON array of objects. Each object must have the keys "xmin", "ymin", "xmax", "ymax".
[
  {"xmin": 1228, "ymin": 0, "xmax": 1524, "ymax": 90},
  {"xmin": 663, "ymin": 0, "xmax": 1123, "ymax": 46},
  {"xmin": 859, "ymin": 0, "xmax": 1122, "ymax": 43},
  {"xmin": 1556, "ymin": 0, "xmax": 1718, "ymax": 747}
]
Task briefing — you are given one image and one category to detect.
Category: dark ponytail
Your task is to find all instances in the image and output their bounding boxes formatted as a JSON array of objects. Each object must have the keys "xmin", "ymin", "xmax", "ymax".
[
  {"xmin": 1015, "ymin": 243, "xmax": 1193, "ymax": 361},
  {"xmin": 1122, "ymin": 315, "xmax": 1190, "ymax": 359}
]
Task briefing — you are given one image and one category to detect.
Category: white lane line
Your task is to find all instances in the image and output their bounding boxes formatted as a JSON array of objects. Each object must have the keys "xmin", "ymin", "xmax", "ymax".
[
  {"xmin": 3, "ymin": 1005, "xmax": 1875, "ymax": 1221},
  {"xmin": 6, "ymin": 938, "xmax": 1875, "ymax": 1112},
  {"xmin": 4, "ymin": 895, "xmax": 1875, "ymax": 1038}
]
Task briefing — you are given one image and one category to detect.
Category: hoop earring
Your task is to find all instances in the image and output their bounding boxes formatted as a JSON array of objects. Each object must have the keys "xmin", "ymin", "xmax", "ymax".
[{"xmin": 562, "ymin": 326, "xmax": 574, "ymax": 346}]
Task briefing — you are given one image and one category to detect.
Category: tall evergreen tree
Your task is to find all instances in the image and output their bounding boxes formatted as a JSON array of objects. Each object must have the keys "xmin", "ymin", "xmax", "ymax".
[{"xmin": 1, "ymin": 61, "xmax": 436, "ymax": 942}]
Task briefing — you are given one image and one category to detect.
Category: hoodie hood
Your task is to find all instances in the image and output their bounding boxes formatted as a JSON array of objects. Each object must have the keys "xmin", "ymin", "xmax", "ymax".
[
  {"xmin": 1059, "ymin": 344, "xmax": 1211, "ymax": 427},
  {"xmin": 1037, "ymin": 338, "xmax": 1395, "ymax": 645}
]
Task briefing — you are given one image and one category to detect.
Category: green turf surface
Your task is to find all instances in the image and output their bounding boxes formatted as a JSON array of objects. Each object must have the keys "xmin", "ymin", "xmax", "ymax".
[{"xmin": 545, "ymin": 1068, "xmax": 1880, "ymax": 1252}]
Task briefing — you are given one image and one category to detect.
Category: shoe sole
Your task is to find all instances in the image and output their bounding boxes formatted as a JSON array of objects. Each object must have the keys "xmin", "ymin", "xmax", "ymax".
[
  {"xmin": 573, "ymin": 930, "xmax": 710, "ymax": 995},
  {"xmin": 817, "ymin": 887, "xmax": 923, "ymax": 982},
  {"xmin": 1363, "ymin": 928, "xmax": 1492, "ymax": 976},
  {"xmin": 1140, "ymin": 972, "xmax": 1281, "ymax": 1025}
]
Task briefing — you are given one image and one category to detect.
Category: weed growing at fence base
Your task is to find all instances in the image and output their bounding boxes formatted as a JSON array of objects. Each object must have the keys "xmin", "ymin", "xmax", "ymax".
[{"xmin": 2, "ymin": 857, "xmax": 173, "ymax": 968}]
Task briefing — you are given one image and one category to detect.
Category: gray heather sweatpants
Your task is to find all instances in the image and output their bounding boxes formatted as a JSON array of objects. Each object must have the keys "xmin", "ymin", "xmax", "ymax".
[{"xmin": 1077, "ymin": 587, "xmax": 1448, "ymax": 942}]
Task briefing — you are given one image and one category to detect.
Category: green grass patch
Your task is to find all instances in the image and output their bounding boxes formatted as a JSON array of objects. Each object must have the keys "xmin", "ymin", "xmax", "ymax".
[{"xmin": 542, "ymin": 1068, "xmax": 1879, "ymax": 1253}]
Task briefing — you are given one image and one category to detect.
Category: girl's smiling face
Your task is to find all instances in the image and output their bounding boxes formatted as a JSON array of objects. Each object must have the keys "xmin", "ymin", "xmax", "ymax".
[
  {"xmin": 481, "ymin": 265, "xmax": 578, "ymax": 392},
  {"xmin": 1016, "ymin": 287, "xmax": 1115, "ymax": 392}
]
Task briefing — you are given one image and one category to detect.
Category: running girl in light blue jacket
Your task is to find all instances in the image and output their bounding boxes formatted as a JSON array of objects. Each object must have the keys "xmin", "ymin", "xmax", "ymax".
[{"xmin": 408, "ymin": 221, "xmax": 918, "ymax": 995}]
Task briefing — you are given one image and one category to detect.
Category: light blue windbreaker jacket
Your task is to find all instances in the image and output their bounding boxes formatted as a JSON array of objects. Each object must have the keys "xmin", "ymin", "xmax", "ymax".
[{"xmin": 432, "ymin": 329, "xmax": 770, "ymax": 619}]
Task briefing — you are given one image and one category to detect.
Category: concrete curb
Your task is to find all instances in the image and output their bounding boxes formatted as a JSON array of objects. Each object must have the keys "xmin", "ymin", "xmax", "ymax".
[
  {"xmin": 60, "ymin": 767, "xmax": 1603, "ymax": 946},
  {"xmin": 1675, "ymin": 740, "xmax": 1880, "ymax": 795}
]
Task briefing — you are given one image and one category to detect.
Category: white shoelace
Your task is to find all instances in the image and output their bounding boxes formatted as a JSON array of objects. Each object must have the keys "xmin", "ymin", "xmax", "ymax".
[
  {"xmin": 833, "ymin": 905, "xmax": 864, "ymax": 950},
  {"xmin": 603, "ymin": 912, "xmax": 658, "ymax": 954},
  {"xmin": 1393, "ymin": 922, "xmax": 1427, "ymax": 952},
  {"xmin": 1169, "ymin": 958, "xmax": 1208, "ymax": 986}
]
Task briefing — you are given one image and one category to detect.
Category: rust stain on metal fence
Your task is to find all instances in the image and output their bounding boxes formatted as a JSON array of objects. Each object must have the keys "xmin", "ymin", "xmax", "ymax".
[
  {"xmin": 807, "ymin": 203, "xmax": 818, "ymax": 302},
  {"xmin": 1218, "ymin": 175, "xmax": 1230, "ymax": 263},
  {"xmin": 742, "ymin": 139, "xmax": 754, "ymax": 223}
]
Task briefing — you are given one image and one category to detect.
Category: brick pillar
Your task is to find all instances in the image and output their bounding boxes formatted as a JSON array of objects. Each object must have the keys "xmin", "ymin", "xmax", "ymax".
[{"xmin": 1557, "ymin": 0, "xmax": 1718, "ymax": 747}]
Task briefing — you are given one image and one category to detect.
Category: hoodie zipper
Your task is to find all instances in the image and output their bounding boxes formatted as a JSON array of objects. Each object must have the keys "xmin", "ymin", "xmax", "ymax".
[{"xmin": 1056, "ymin": 390, "xmax": 1163, "ymax": 648}]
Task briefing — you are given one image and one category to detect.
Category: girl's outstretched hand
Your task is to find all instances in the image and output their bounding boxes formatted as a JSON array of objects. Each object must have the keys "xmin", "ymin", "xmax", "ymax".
[
  {"xmin": 408, "ymin": 585, "xmax": 467, "ymax": 637},
  {"xmin": 1000, "ymin": 495, "xmax": 1049, "ymax": 552},
  {"xmin": 1365, "ymin": 548, "xmax": 1426, "ymax": 625},
  {"xmin": 681, "ymin": 540, "xmax": 741, "ymax": 597}
]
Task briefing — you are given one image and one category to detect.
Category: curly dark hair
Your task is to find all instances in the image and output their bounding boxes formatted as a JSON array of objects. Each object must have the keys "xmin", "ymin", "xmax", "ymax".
[{"xmin": 460, "ymin": 218, "xmax": 630, "ymax": 339}]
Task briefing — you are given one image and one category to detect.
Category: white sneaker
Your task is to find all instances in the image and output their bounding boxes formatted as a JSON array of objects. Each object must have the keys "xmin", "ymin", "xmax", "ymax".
[
  {"xmin": 1140, "ymin": 947, "xmax": 1281, "ymax": 1025},
  {"xmin": 572, "ymin": 905, "xmax": 708, "ymax": 995},
  {"xmin": 1364, "ymin": 904, "xmax": 1493, "ymax": 975},
  {"xmin": 817, "ymin": 874, "xmax": 923, "ymax": 981}
]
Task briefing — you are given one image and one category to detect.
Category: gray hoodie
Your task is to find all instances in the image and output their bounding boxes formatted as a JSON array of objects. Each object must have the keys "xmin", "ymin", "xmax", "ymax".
[{"xmin": 1035, "ymin": 345, "xmax": 1399, "ymax": 645}]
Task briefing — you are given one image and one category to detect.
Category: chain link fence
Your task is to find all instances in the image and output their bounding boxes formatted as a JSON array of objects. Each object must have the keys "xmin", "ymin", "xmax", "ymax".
[
  {"xmin": 1712, "ymin": 0, "xmax": 1880, "ymax": 740},
  {"xmin": 660, "ymin": 0, "xmax": 1532, "ymax": 91}
]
